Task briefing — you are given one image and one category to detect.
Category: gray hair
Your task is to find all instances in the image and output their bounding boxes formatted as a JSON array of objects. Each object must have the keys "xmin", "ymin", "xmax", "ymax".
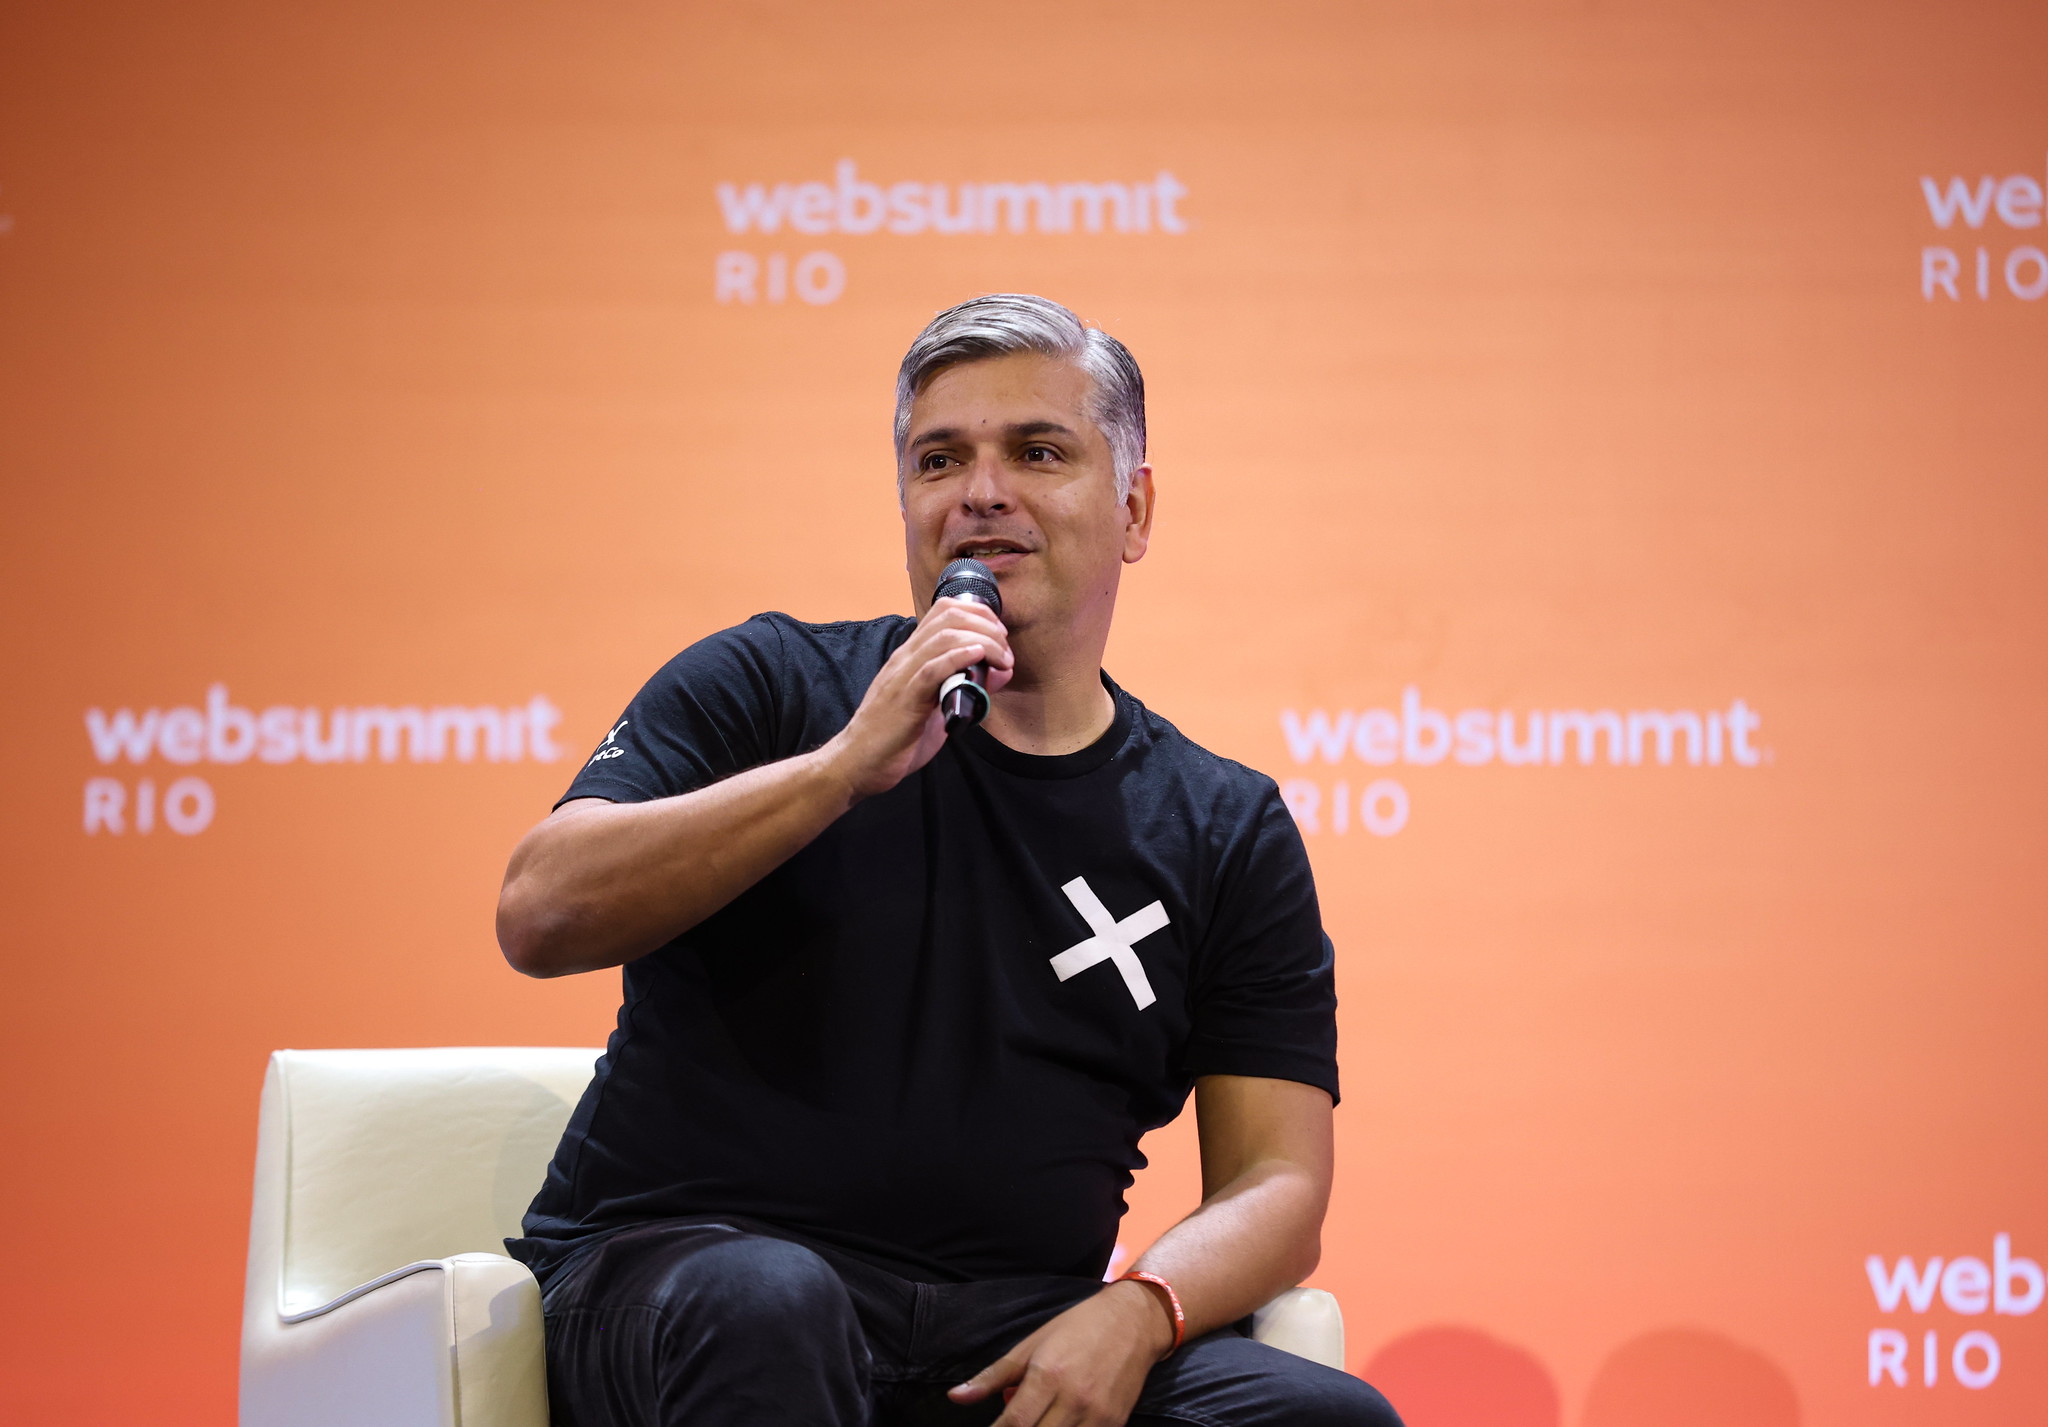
[{"xmin": 893, "ymin": 294, "xmax": 1146, "ymax": 496}]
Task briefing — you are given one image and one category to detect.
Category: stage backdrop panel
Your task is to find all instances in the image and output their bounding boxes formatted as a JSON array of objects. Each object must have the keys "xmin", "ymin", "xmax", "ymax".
[{"xmin": 1, "ymin": 1, "xmax": 2044, "ymax": 1423}]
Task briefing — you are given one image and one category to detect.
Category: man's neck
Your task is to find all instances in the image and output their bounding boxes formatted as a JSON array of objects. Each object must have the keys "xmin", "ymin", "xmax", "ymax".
[{"xmin": 982, "ymin": 632, "xmax": 1117, "ymax": 757}]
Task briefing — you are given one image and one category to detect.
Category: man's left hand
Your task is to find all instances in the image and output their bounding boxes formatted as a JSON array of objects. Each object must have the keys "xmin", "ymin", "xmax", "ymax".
[{"xmin": 947, "ymin": 1279, "xmax": 1175, "ymax": 1426}]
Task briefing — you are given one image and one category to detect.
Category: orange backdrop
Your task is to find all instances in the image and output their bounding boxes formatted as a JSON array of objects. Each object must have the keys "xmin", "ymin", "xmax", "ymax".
[{"xmin": 3, "ymin": 1, "xmax": 2045, "ymax": 1424}]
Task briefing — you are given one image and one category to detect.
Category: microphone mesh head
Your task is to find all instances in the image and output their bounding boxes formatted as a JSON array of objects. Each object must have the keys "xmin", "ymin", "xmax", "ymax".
[{"xmin": 934, "ymin": 557, "xmax": 1003, "ymax": 616}]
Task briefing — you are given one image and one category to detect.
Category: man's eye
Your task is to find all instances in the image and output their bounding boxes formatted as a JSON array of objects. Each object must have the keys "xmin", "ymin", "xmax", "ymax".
[
  {"xmin": 1023, "ymin": 445, "xmax": 1057, "ymax": 462},
  {"xmin": 922, "ymin": 453, "xmax": 954, "ymax": 471}
]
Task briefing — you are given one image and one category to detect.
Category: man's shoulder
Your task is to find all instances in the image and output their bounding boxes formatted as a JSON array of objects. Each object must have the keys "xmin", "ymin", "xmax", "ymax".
[
  {"xmin": 1120, "ymin": 688, "xmax": 1285, "ymax": 811},
  {"xmin": 753, "ymin": 611, "xmax": 916, "ymax": 654},
  {"xmin": 651, "ymin": 611, "xmax": 913, "ymax": 682}
]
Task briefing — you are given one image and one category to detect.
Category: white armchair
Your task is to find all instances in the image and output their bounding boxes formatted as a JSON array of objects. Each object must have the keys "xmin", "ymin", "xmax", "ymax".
[{"xmin": 239, "ymin": 1047, "xmax": 1345, "ymax": 1427}]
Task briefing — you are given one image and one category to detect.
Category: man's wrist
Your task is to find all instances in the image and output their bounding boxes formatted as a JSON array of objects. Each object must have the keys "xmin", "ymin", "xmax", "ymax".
[
  {"xmin": 805, "ymin": 737, "xmax": 867, "ymax": 811},
  {"xmin": 1105, "ymin": 1276, "xmax": 1182, "ymax": 1360}
]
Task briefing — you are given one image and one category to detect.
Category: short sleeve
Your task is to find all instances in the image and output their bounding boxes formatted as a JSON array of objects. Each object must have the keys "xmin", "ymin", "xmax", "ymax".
[
  {"xmin": 1183, "ymin": 784, "xmax": 1340, "ymax": 1103},
  {"xmin": 555, "ymin": 617, "xmax": 788, "ymax": 808}
]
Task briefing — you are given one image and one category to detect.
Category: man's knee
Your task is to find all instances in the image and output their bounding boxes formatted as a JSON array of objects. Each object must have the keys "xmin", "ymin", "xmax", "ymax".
[
  {"xmin": 543, "ymin": 1230, "xmax": 868, "ymax": 1426},
  {"xmin": 1139, "ymin": 1335, "xmax": 1407, "ymax": 1427},
  {"xmin": 1223, "ymin": 1365, "xmax": 1404, "ymax": 1427},
  {"xmin": 548, "ymin": 1226, "xmax": 862, "ymax": 1358},
  {"xmin": 656, "ymin": 1234, "xmax": 855, "ymax": 1340},
  {"xmin": 1312, "ymin": 1372, "xmax": 1404, "ymax": 1427}
]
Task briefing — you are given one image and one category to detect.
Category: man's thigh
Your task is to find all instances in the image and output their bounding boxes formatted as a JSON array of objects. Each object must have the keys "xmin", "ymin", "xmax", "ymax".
[
  {"xmin": 1133, "ymin": 1330, "xmax": 1404, "ymax": 1427},
  {"xmin": 541, "ymin": 1218, "xmax": 873, "ymax": 1427}
]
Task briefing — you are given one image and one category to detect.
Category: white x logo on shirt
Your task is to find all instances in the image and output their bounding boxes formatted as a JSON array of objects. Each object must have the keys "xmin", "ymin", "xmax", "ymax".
[{"xmin": 1048, "ymin": 876, "xmax": 1169, "ymax": 1011}]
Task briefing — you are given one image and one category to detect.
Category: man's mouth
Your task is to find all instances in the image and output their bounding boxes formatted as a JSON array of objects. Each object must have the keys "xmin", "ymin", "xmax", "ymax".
[{"xmin": 952, "ymin": 539, "xmax": 1032, "ymax": 561}]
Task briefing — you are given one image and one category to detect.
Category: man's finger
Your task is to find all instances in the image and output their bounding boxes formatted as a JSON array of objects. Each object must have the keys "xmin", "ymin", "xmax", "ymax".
[
  {"xmin": 987, "ymin": 1369, "xmax": 1060, "ymax": 1427},
  {"xmin": 920, "ymin": 600, "xmax": 1011, "ymax": 650},
  {"xmin": 914, "ymin": 614, "xmax": 1011, "ymax": 664},
  {"xmin": 947, "ymin": 1347, "xmax": 1028, "ymax": 1404},
  {"xmin": 901, "ymin": 617, "xmax": 1003, "ymax": 661},
  {"xmin": 921, "ymin": 599, "xmax": 1003, "ymax": 636},
  {"xmin": 940, "ymin": 627, "xmax": 1011, "ymax": 668},
  {"xmin": 928, "ymin": 594, "xmax": 1005, "ymax": 623},
  {"xmin": 915, "ymin": 644, "xmax": 995, "ymax": 701}
]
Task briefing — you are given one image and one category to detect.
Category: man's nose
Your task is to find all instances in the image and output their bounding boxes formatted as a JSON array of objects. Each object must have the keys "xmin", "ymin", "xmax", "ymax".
[{"xmin": 960, "ymin": 454, "xmax": 1015, "ymax": 514}]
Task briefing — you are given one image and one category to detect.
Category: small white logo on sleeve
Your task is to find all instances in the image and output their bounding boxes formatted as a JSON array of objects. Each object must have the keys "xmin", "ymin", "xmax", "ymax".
[
  {"xmin": 588, "ymin": 721, "xmax": 628, "ymax": 764},
  {"xmin": 1049, "ymin": 876, "xmax": 1168, "ymax": 1010}
]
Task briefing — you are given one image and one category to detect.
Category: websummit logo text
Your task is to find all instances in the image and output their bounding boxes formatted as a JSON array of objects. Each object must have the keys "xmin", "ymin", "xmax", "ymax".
[
  {"xmin": 710, "ymin": 160, "xmax": 1190, "ymax": 308},
  {"xmin": 1919, "ymin": 157, "xmax": 2048, "ymax": 302},
  {"xmin": 1867, "ymin": 1234, "xmax": 2043, "ymax": 1392}
]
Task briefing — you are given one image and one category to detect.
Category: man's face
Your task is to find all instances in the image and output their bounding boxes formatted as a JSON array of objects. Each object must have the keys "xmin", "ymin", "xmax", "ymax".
[{"xmin": 899, "ymin": 351, "xmax": 1152, "ymax": 642}]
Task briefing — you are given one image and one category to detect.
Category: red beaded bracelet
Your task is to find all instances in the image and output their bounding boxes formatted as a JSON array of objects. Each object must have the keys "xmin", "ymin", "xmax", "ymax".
[{"xmin": 1118, "ymin": 1270, "xmax": 1187, "ymax": 1354}]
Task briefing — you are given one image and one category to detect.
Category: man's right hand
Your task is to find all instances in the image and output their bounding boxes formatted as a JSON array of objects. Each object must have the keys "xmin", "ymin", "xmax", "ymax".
[{"xmin": 821, "ymin": 596, "xmax": 1013, "ymax": 801}]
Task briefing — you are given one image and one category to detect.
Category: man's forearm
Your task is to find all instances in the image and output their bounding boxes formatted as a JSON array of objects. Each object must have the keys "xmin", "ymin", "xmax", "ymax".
[
  {"xmin": 498, "ymin": 600, "xmax": 1011, "ymax": 979},
  {"xmin": 1127, "ymin": 1157, "xmax": 1327, "ymax": 1343},
  {"xmin": 496, "ymin": 747, "xmax": 859, "ymax": 977},
  {"xmin": 947, "ymin": 1155, "xmax": 1326, "ymax": 1420}
]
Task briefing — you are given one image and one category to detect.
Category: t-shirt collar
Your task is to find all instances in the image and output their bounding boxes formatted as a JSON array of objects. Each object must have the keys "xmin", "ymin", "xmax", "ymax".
[{"xmin": 955, "ymin": 672, "xmax": 1134, "ymax": 779}]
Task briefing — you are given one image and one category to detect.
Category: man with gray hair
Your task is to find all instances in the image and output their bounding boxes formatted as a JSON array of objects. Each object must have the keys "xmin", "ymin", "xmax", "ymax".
[{"xmin": 498, "ymin": 294, "xmax": 1398, "ymax": 1427}]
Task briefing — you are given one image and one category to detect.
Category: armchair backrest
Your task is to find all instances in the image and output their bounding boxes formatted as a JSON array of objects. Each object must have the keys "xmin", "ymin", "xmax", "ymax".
[{"xmin": 245, "ymin": 1047, "xmax": 599, "ymax": 1319}]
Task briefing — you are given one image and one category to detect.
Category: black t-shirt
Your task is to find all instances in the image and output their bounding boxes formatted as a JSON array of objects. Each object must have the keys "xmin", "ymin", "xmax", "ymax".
[{"xmin": 509, "ymin": 613, "xmax": 1337, "ymax": 1286}]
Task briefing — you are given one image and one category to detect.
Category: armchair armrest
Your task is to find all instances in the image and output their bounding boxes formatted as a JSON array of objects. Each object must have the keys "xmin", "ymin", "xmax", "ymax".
[
  {"xmin": 1250, "ymin": 1286, "xmax": 1344, "ymax": 1370},
  {"xmin": 240, "ymin": 1253, "xmax": 546, "ymax": 1427}
]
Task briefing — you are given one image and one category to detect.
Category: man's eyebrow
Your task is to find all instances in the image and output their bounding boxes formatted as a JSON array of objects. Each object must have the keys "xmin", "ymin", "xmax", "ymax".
[{"xmin": 908, "ymin": 420, "xmax": 1081, "ymax": 449}]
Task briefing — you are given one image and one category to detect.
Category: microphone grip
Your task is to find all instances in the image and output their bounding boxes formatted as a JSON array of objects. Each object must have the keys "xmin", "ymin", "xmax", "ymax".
[
  {"xmin": 939, "ymin": 665, "xmax": 991, "ymax": 734},
  {"xmin": 930, "ymin": 560, "xmax": 1001, "ymax": 735}
]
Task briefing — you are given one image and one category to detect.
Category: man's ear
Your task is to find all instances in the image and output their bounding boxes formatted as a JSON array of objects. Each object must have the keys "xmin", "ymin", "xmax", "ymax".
[{"xmin": 1121, "ymin": 465, "xmax": 1155, "ymax": 565}]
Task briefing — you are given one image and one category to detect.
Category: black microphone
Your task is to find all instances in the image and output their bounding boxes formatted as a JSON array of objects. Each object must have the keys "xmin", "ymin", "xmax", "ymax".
[{"xmin": 933, "ymin": 557, "xmax": 1003, "ymax": 735}]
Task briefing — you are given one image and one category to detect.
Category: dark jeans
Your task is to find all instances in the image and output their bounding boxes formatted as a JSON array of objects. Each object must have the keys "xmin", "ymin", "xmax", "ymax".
[{"xmin": 539, "ymin": 1217, "xmax": 1401, "ymax": 1427}]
